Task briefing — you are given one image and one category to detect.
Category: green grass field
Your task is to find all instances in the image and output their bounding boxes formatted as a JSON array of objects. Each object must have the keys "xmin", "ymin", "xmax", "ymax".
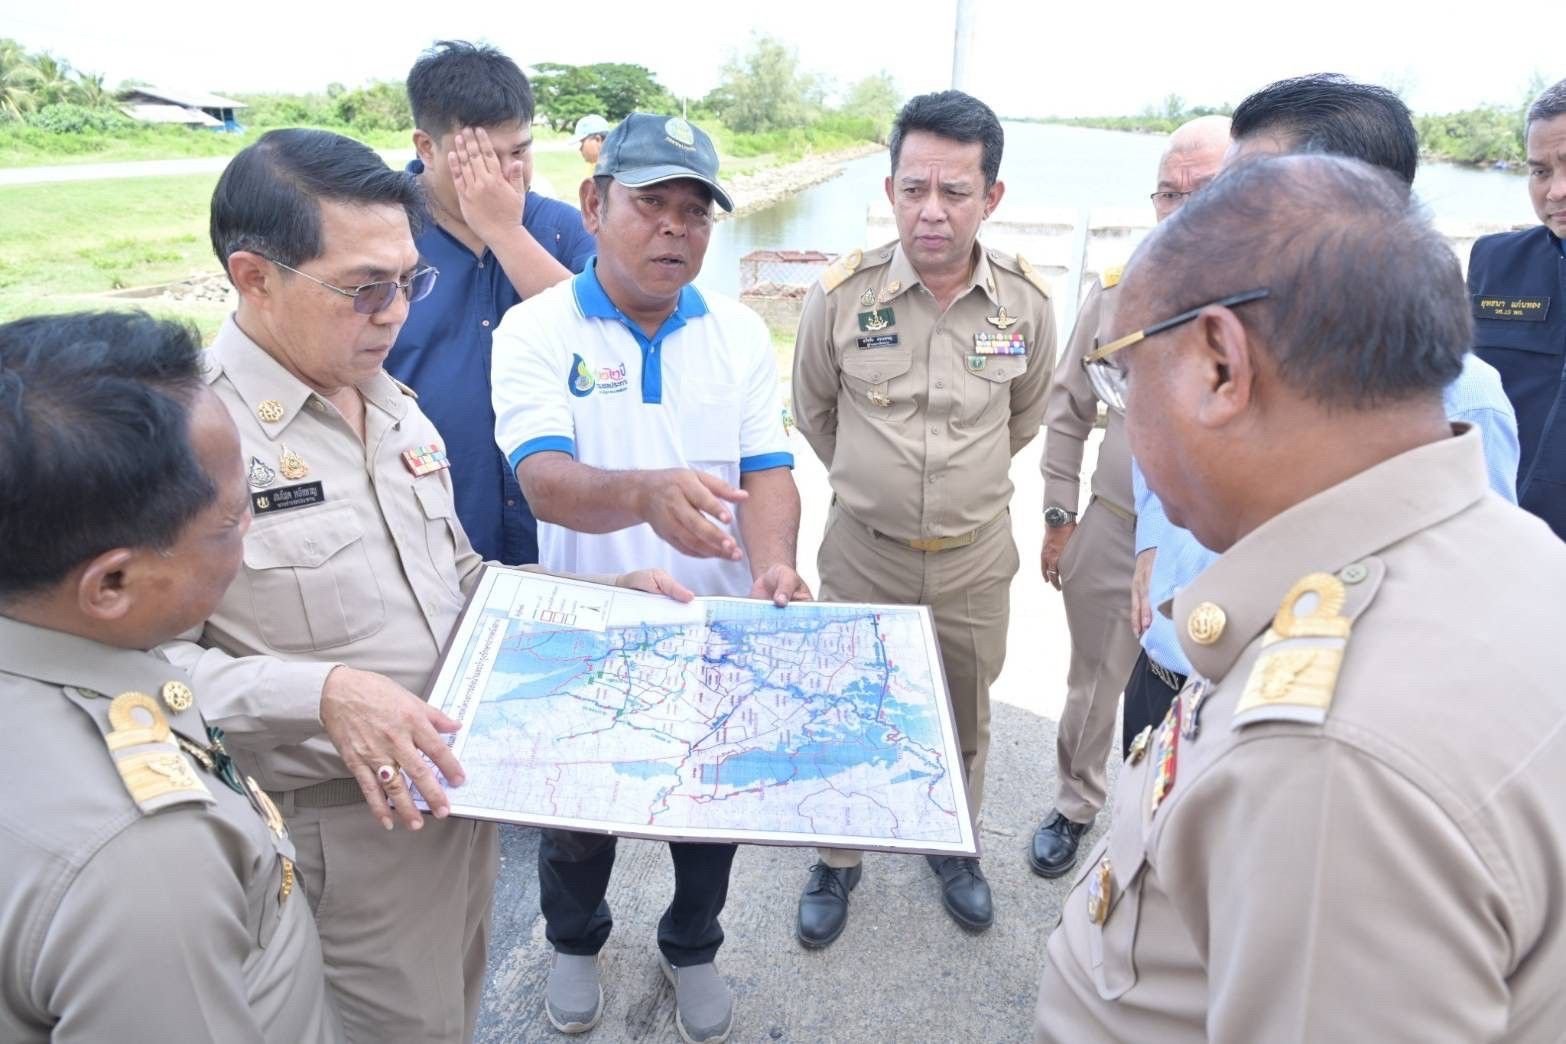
[
  {"xmin": 0, "ymin": 138, "xmax": 802, "ymax": 344},
  {"xmin": 0, "ymin": 174, "xmax": 225, "ymax": 332}
]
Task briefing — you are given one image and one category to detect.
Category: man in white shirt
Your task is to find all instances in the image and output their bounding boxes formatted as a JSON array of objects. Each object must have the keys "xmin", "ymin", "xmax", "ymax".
[{"xmin": 492, "ymin": 112, "xmax": 807, "ymax": 1044}]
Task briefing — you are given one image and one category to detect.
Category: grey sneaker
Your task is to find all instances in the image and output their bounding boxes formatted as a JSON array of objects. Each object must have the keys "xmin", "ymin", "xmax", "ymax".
[
  {"xmin": 545, "ymin": 952, "xmax": 604, "ymax": 1034},
  {"xmin": 658, "ymin": 955, "xmax": 733, "ymax": 1044}
]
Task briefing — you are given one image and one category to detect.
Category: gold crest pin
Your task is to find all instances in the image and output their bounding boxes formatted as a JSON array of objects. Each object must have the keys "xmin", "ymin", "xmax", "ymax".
[{"xmin": 278, "ymin": 446, "xmax": 309, "ymax": 481}]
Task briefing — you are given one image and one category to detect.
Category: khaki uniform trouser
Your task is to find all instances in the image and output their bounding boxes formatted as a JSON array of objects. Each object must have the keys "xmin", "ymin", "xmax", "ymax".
[
  {"xmin": 815, "ymin": 503, "xmax": 1019, "ymax": 869},
  {"xmin": 1052, "ymin": 497, "xmax": 1141, "ymax": 823},
  {"xmin": 283, "ymin": 798, "xmax": 500, "ymax": 1044}
]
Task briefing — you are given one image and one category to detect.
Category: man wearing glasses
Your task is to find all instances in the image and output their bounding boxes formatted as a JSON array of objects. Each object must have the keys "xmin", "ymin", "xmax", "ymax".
[
  {"xmin": 1035, "ymin": 147, "xmax": 1566, "ymax": 1044},
  {"xmin": 156, "ymin": 129, "xmax": 688, "ymax": 1043},
  {"xmin": 1029, "ymin": 115, "xmax": 1230, "ymax": 881},
  {"xmin": 1116, "ymin": 74, "xmax": 1520, "ymax": 753}
]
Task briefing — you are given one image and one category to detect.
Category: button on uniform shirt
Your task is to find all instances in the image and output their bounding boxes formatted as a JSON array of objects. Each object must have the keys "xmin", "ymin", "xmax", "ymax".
[
  {"xmin": 1037, "ymin": 427, "xmax": 1566, "ymax": 1042},
  {"xmin": 1468, "ymin": 225, "xmax": 1566, "ymax": 538},
  {"xmin": 0, "ymin": 616, "xmax": 341, "ymax": 1043},
  {"xmin": 1133, "ymin": 352, "xmax": 1522, "ymax": 676},
  {"xmin": 388, "ymin": 167, "xmax": 597, "ymax": 567},
  {"xmin": 1041, "ymin": 277, "xmax": 1132, "ymax": 516},
  {"xmin": 160, "ymin": 317, "xmax": 484, "ymax": 792},
  {"xmin": 492, "ymin": 265, "xmax": 793, "ymax": 596},
  {"xmin": 791, "ymin": 240, "xmax": 1057, "ymax": 541}
]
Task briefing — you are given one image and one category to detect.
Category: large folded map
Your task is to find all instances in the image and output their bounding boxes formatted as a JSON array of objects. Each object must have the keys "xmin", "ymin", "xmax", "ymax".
[{"xmin": 420, "ymin": 567, "xmax": 977, "ymax": 855}]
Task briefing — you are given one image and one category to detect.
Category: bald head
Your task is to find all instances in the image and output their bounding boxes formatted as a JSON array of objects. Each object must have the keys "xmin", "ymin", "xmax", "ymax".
[{"xmin": 1152, "ymin": 115, "xmax": 1232, "ymax": 221}]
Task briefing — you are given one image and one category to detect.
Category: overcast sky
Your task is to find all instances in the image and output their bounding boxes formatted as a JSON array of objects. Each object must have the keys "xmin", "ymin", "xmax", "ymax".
[{"xmin": 9, "ymin": 0, "xmax": 1557, "ymax": 117}]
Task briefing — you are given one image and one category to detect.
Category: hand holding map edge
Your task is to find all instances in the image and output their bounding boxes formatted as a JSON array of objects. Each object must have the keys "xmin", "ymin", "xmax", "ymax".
[
  {"xmin": 748, "ymin": 563, "xmax": 813, "ymax": 607},
  {"xmin": 615, "ymin": 568, "xmax": 696, "ymax": 604},
  {"xmin": 320, "ymin": 665, "xmax": 466, "ymax": 831}
]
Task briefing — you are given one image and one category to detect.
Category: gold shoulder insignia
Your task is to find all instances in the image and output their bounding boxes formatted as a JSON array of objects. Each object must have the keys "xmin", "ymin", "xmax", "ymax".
[
  {"xmin": 819, "ymin": 248, "xmax": 863, "ymax": 293},
  {"xmin": 1014, "ymin": 254, "xmax": 1052, "ymax": 298},
  {"xmin": 1101, "ymin": 264, "xmax": 1124, "ymax": 290},
  {"xmin": 1231, "ymin": 562, "xmax": 1382, "ymax": 729},
  {"xmin": 388, "ymin": 375, "xmax": 419, "ymax": 400},
  {"xmin": 103, "ymin": 691, "xmax": 215, "ymax": 813}
]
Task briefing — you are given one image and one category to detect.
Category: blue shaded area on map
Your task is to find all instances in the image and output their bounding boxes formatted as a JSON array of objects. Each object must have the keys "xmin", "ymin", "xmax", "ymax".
[{"xmin": 471, "ymin": 600, "xmax": 944, "ymax": 789}]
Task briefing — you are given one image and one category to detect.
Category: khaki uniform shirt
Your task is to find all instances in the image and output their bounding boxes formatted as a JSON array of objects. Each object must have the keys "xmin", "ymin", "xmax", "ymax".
[
  {"xmin": 792, "ymin": 240, "xmax": 1057, "ymax": 541},
  {"xmin": 160, "ymin": 317, "xmax": 483, "ymax": 792},
  {"xmin": 0, "ymin": 617, "xmax": 341, "ymax": 1043},
  {"xmin": 1041, "ymin": 277, "xmax": 1133, "ymax": 516},
  {"xmin": 1037, "ymin": 427, "xmax": 1566, "ymax": 1042}
]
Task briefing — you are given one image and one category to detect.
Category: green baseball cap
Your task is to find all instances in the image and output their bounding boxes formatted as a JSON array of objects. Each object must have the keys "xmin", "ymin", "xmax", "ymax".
[{"xmin": 593, "ymin": 112, "xmax": 733, "ymax": 213}]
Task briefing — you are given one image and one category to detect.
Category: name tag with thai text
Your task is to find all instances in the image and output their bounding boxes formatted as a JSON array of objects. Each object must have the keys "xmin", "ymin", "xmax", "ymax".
[{"xmin": 1473, "ymin": 295, "xmax": 1549, "ymax": 321}]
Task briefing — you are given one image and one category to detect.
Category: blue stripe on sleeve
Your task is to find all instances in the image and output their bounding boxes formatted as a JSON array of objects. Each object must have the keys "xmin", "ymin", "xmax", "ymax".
[
  {"xmin": 507, "ymin": 435, "xmax": 576, "ymax": 472},
  {"xmin": 739, "ymin": 451, "xmax": 795, "ymax": 473}
]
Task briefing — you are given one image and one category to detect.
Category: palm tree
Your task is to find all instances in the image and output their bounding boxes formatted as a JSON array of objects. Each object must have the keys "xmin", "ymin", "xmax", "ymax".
[
  {"xmin": 72, "ymin": 70, "xmax": 112, "ymax": 109},
  {"xmin": 29, "ymin": 52, "xmax": 74, "ymax": 108},
  {"xmin": 0, "ymin": 38, "xmax": 39, "ymax": 121}
]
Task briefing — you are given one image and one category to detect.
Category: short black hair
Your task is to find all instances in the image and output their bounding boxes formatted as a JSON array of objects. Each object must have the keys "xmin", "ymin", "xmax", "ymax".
[
  {"xmin": 0, "ymin": 311, "xmax": 216, "ymax": 601},
  {"xmin": 1527, "ymin": 77, "xmax": 1566, "ymax": 134},
  {"xmin": 210, "ymin": 128, "xmax": 423, "ymax": 276},
  {"xmin": 889, "ymin": 90, "xmax": 1004, "ymax": 187},
  {"xmin": 1231, "ymin": 73, "xmax": 1418, "ymax": 186},
  {"xmin": 407, "ymin": 39, "xmax": 534, "ymax": 137},
  {"xmin": 1128, "ymin": 154, "xmax": 1467, "ymax": 409}
]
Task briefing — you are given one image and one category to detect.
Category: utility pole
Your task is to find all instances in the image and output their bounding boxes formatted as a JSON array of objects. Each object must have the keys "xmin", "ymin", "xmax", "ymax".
[{"xmin": 952, "ymin": 0, "xmax": 974, "ymax": 92}]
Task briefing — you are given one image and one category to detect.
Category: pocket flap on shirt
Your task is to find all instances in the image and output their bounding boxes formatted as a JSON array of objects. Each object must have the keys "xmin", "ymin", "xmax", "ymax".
[
  {"xmin": 964, "ymin": 359, "xmax": 1023, "ymax": 383},
  {"xmin": 244, "ymin": 505, "xmax": 363, "ymax": 570},
  {"xmin": 413, "ymin": 477, "xmax": 458, "ymax": 521},
  {"xmin": 841, "ymin": 349, "xmax": 913, "ymax": 383}
]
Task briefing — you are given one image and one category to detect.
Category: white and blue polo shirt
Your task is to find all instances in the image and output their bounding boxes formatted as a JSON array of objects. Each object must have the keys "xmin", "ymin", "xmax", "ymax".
[{"xmin": 491, "ymin": 264, "xmax": 794, "ymax": 596}]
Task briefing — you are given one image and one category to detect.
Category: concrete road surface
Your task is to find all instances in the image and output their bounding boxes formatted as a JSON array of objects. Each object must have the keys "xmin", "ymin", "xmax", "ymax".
[{"xmin": 473, "ymin": 430, "xmax": 1122, "ymax": 1043}]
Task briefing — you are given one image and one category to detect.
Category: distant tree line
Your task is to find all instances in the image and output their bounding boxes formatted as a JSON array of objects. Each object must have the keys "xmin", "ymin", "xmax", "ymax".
[
  {"xmin": 1037, "ymin": 80, "xmax": 1551, "ymax": 168},
  {"xmin": 2, "ymin": 34, "xmax": 900, "ymax": 164}
]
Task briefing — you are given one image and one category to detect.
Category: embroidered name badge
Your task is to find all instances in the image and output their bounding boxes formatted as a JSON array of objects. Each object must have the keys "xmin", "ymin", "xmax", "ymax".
[
  {"xmin": 1473, "ymin": 295, "xmax": 1550, "ymax": 321},
  {"xmin": 402, "ymin": 443, "xmax": 450, "ymax": 476},
  {"xmin": 856, "ymin": 334, "xmax": 900, "ymax": 349},
  {"xmin": 973, "ymin": 331, "xmax": 1027, "ymax": 356},
  {"xmin": 251, "ymin": 482, "xmax": 325, "ymax": 516}
]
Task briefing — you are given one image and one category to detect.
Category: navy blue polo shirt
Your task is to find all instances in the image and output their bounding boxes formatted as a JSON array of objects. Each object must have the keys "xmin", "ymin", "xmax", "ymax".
[
  {"xmin": 1469, "ymin": 225, "xmax": 1566, "ymax": 540},
  {"xmin": 388, "ymin": 161, "xmax": 596, "ymax": 564}
]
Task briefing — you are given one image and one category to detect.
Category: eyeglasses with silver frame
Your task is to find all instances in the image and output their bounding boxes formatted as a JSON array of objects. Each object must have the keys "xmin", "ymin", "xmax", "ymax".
[{"xmin": 1083, "ymin": 288, "xmax": 1271, "ymax": 412}]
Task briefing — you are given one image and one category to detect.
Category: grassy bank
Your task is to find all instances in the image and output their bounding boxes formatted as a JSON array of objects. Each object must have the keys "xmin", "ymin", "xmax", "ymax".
[
  {"xmin": 0, "ymin": 128, "xmax": 873, "ymax": 338},
  {"xmin": 0, "ymin": 173, "xmax": 223, "ymax": 331}
]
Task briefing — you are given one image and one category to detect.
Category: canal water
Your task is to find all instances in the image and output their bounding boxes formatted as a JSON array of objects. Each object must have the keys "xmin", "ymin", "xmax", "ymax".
[{"xmin": 696, "ymin": 122, "xmax": 1538, "ymax": 301}]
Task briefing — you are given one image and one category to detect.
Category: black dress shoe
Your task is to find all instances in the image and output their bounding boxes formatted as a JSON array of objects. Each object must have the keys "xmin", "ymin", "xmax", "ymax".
[
  {"xmin": 1028, "ymin": 810, "xmax": 1092, "ymax": 878},
  {"xmin": 925, "ymin": 855, "xmax": 993, "ymax": 931},
  {"xmin": 797, "ymin": 862, "xmax": 862, "ymax": 948}
]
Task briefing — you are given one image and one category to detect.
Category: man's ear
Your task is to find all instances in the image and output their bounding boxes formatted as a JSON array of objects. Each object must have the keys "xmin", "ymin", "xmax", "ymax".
[
  {"xmin": 1191, "ymin": 305, "xmax": 1256, "ymax": 428},
  {"xmin": 225, "ymin": 251, "xmax": 273, "ymax": 304},
  {"xmin": 412, "ymin": 128, "xmax": 436, "ymax": 167},
  {"xmin": 982, "ymin": 178, "xmax": 1005, "ymax": 220},
  {"xmin": 580, "ymin": 178, "xmax": 604, "ymax": 235},
  {"xmin": 75, "ymin": 547, "xmax": 137, "ymax": 623}
]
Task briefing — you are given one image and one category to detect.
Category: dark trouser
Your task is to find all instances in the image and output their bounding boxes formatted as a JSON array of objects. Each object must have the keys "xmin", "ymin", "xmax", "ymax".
[
  {"xmin": 538, "ymin": 829, "xmax": 736, "ymax": 967},
  {"xmin": 1120, "ymin": 650, "xmax": 1187, "ymax": 757}
]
